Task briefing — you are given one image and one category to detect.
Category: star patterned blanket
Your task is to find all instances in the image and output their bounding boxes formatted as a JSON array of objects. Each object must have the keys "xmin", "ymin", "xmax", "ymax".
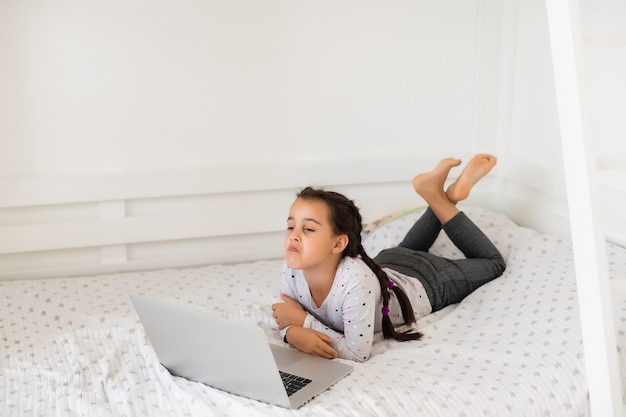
[{"xmin": 3, "ymin": 206, "xmax": 626, "ymax": 416}]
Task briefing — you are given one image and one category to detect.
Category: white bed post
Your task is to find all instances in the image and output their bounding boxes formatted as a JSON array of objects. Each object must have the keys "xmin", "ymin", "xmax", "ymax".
[{"xmin": 544, "ymin": 0, "xmax": 623, "ymax": 415}]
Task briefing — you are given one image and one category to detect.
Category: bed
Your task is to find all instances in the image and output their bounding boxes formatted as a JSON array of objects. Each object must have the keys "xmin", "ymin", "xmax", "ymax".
[{"xmin": 3, "ymin": 206, "xmax": 625, "ymax": 417}]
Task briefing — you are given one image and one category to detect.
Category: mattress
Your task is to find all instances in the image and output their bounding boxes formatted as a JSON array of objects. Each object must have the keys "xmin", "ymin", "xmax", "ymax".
[{"xmin": 2, "ymin": 206, "xmax": 625, "ymax": 416}]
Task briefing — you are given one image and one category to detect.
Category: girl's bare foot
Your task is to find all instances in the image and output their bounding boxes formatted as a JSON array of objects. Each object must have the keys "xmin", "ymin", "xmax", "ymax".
[
  {"xmin": 446, "ymin": 154, "xmax": 497, "ymax": 203},
  {"xmin": 412, "ymin": 158, "xmax": 461, "ymax": 200},
  {"xmin": 411, "ymin": 158, "xmax": 462, "ymax": 224}
]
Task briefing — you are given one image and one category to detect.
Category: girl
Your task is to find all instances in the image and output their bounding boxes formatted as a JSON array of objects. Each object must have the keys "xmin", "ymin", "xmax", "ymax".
[{"xmin": 271, "ymin": 155, "xmax": 506, "ymax": 362}]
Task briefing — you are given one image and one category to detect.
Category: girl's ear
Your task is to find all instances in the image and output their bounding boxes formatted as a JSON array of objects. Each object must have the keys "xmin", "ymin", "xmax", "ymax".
[{"xmin": 332, "ymin": 234, "xmax": 349, "ymax": 254}]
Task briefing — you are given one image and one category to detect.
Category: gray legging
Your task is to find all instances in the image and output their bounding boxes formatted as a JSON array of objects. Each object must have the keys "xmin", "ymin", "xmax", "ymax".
[{"xmin": 373, "ymin": 208, "xmax": 506, "ymax": 312}]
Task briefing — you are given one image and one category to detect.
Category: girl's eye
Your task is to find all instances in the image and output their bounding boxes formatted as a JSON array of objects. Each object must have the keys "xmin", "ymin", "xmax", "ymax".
[
  {"xmin": 286, "ymin": 226, "xmax": 294, "ymax": 231},
  {"xmin": 304, "ymin": 228, "xmax": 315, "ymax": 233}
]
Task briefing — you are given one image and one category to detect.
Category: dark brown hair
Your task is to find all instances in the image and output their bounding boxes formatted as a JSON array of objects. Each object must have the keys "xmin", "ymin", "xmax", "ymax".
[{"xmin": 297, "ymin": 187, "xmax": 423, "ymax": 341}]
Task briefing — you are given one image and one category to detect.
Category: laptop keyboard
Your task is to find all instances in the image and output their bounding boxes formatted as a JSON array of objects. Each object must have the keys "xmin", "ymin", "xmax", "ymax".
[{"xmin": 279, "ymin": 371, "xmax": 312, "ymax": 397}]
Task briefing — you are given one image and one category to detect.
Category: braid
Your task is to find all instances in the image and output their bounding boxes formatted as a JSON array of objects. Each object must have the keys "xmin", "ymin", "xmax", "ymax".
[
  {"xmin": 297, "ymin": 186, "xmax": 422, "ymax": 342},
  {"xmin": 359, "ymin": 247, "xmax": 423, "ymax": 342}
]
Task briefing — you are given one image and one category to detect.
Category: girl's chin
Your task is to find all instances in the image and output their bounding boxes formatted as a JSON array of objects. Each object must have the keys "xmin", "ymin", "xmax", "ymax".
[
  {"xmin": 285, "ymin": 260, "xmax": 298, "ymax": 269},
  {"xmin": 284, "ymin": 256, "xmax": 300, "ymax": 270}
]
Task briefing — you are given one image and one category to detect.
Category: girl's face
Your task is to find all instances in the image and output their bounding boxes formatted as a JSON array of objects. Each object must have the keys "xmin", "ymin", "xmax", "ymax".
[{"xmin": 284, "ymin": 198, "xmax": 346, "ymax": 272}]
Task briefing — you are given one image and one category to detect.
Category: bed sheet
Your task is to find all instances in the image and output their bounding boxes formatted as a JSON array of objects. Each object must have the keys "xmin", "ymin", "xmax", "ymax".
[{"xmin": 2, "ymin": 206, "xmax": 623, "ymax": 417}]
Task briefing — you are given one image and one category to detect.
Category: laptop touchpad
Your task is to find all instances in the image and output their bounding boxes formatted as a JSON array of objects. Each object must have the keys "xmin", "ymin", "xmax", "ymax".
[{"xmin": 270, "ymin": 344, "xmax": 302, "ymax": 368}]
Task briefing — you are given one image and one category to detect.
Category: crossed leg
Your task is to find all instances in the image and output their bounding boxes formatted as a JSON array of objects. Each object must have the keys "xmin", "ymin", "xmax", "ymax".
[{"xmin": 411, "ymin": 154, "xmax": 497, "ymax": 224}]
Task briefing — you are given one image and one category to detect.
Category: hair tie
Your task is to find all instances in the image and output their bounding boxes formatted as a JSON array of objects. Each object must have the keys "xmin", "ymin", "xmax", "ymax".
[
  {"xmin": 387, "ymin": 279, "xmax": 395, "ymax": 290},
  {"xmin": 381, "ymin": 305, "xmax": 390, "ymax": 316}
]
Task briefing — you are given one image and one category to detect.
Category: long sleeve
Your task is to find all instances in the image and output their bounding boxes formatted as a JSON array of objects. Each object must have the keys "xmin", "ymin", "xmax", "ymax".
[{"xmin": 279, "ymin": 258, "xmax": 381, "ymax": 362}]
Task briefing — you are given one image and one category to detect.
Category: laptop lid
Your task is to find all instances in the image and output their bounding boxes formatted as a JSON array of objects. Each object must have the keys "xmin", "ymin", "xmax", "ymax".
[{"xmin": 130, "ymin": 294, "xmax": 352, "ymax": 409}]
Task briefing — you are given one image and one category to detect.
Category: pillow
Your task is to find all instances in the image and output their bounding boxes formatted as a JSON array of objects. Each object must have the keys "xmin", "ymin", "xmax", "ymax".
[{"xmin": 362, "ymin": 206, "xmax": 517, "ymax": 262}]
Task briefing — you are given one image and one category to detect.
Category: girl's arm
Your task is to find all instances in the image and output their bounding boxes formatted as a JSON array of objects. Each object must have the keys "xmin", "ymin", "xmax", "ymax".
[
  {"xmin": 282, "ymin": 327, "xmax": 337, "ymax": 359},
  {"xmin": 276, "ymin": 261, "xmax": 378, "ymax": 362},
  {"xmin": 272, "ymin": 293, "xmax": 307, "ymax": 329},
  {"xmin": 304, "ymin": 297, "xmax": 376, "ymax": 362}
]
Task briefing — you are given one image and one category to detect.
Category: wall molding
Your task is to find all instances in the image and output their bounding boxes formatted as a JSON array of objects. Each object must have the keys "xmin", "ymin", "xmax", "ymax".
[{"xmin": 2, "ymin": 152, "xmax": 502, "ymax": 280}]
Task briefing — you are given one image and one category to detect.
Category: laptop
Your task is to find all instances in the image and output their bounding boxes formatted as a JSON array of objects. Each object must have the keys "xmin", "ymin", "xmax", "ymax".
[{"xmin": 130, "ymin": 294, "xmax": 353, "ymax": 409}]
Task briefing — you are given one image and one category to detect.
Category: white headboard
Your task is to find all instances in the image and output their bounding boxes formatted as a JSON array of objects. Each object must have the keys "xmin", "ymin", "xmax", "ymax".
[{"xmin": 0, "ymin": 152, "xmax": 500, "ymax": 279}]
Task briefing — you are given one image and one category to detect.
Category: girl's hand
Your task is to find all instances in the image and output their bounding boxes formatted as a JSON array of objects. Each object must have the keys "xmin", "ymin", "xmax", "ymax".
[
  {"xmin": 284, "ymin": 327, "xmax": 338, "ymax": 359},
  {"xmin": 271, "ymin": 293, "xmax": 307, "ymax": 330}
]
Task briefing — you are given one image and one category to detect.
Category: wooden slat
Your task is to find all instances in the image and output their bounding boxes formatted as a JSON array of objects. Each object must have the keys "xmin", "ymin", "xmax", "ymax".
[
  {"xmin": 0, "ymin": 207, "xmax": 283, "ymax": 254},
  {"xmin": 545, "ymin": 0, "xmax": 623, "ymax": 415},
  {"xmin": 0, "ymin": 153, "xmax": 459, "ymax": 208}
]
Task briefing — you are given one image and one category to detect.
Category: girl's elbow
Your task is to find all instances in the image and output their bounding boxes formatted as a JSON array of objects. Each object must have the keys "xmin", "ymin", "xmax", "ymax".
[{"xmin": 348, "ymin": 350, "xmax": 370, "ymax": 363}]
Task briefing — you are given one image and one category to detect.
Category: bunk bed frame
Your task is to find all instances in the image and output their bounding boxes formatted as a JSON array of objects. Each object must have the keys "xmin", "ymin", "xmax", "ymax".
[{"xmin": 545, "ymin": 0, "xmax": 623, "ymax": 415}]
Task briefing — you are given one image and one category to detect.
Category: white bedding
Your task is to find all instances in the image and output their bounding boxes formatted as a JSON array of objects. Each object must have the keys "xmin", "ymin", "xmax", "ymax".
[{"xmin": 2, "ymin": 206, "xmax": 625, "ymax": 416}]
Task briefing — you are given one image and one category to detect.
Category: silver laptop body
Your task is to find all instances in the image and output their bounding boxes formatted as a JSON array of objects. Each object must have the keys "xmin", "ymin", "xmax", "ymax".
[{"xmin": 130, "ymin": 294, "xmax": 353, "ymax": 409}]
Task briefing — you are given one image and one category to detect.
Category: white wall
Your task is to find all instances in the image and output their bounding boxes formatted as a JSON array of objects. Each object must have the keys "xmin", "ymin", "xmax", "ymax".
[
  {"xmin": 493, "ymin": 0, "xmax": 626, "ymax": 241},
  {"xmin": 1, "ymin": 0, "xmax": 504, "ymax": 279},
  {"xmin": 492, "ymin": 0, "xmax": 568, "ymax": 235},
  {"xmin": 583, "ymin": 0, "xmax": 626, "ymax": 246},
  {"xmin": 0, "ymin": 0, "xmax": 485, "ymax": 179},
  {"xmin": 582, "ymin": 0, "xmax": 626, "ymax": 165},
  {"xmin": 1, "ymin": 0, "xmax": 624, "ymax": 279}
]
